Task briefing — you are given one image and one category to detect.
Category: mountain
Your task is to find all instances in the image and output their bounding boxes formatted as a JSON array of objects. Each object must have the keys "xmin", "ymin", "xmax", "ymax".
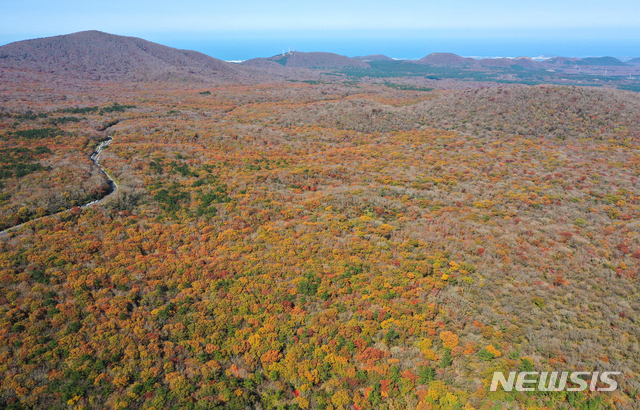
[
  {"xmin": 415, "ymin": 52, "xmax": 475, "ymax": 66},
  {"xmin": 507, "ymin": 57, "xmax": 541, "ymax": 69},
  {"xmin": 246, "ymin": 51, "xmax": 369, "ymax": 69},
  {"xmin": 627, "ymin": 57, "xmax": 640, "ymax": 65},
  {"xmin": 0, "ymin": 30, "xmax": 246, "ymax": 82},
  {"xmin": 544, "ymin": 57, "xmax": 589, "ymax": 66},
  {"xmin": 238, "ymin": 57, "xmax": 324, "ymax": 81},
  {"xmin": 414, "ymin": 52, "xmax": 542, "ymax": 70},
  {"xmin": 413, "ymin": 52, "xmax": 633, "ymax": 71},
  {"xmin": 353, "ymin": 54, "xmax": 394, "ymax": 61},
  {"xmin": 472, "ymin": 58, "xmax": 515, "ymax": 68},
  {"xmin": 475, "ymin": 57, "xmax": 541, "ymax": 69},
  {"xmin": 581, "ymin": 57, "xmax": 628, "ymax": 66},
  {"xmin": 2, "ymin": 31, "xmax": 634, "ymax": 84}
]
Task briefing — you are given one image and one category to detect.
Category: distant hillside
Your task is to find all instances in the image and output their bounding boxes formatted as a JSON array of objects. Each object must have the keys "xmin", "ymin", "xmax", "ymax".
[
  {"xmin": 239, "ymin": 57, "xmax": 325, "ymax": 81},
  {"xmin": 2, "ymin": 31, "xmax": 635, "ymax": 85},
  {"xmin": 476, "ymin": 57, "xmax": 541, "ymax": 69},
  {"xmin": 282, "ymin": 85, "xmax": 640, "ymax": 140},
  {"xmin": 0, "ymin": 30, "xmax": 247, "ymax": 82},
  {"xmin": 263, "ymin": 51, "xmax": 369, "ymax": 69},
  {"xmin": 415, "ymin": 52, "xmax": 475, "ymax": 66},
  {"xmin": 507, "ymin": 57, "xmax": 541, "ymax": 69},
  {"xmin": 414, "ymin": 53, "xmax": 543, "ymax": 70},
  {"xmin": 414, "ymin": 53, "xmax": 635, "ymax": 71},
  {"xmin": 473, "ymin": 58, "xmax": 516, "ymax": 68},
  {"xmin": 241, "ymin": 58, "xmax": 287, "ymax": 69},
  {"xmin": 624, "ymin": 57, "xmax": 640, "ymax": 65},
  {"xmin": 353, "ymin": 54, "xmax": 394, "ymax": 61},
  {"xmin": 582, "ymin": 57, "xmax": 628, "ymax": 66},
  {"xmin": 544, "ymin": 57, "xmax": 589, "ymax": 66}
]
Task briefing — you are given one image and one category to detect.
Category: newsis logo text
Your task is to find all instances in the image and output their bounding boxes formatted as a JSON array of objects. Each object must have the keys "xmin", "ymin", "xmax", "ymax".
[{"xmin": 490, "ymin": 371, "xmax": 621, "ymax": 392}]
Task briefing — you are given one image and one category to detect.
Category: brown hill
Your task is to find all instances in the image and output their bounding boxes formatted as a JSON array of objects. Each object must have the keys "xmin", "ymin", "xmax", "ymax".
[
  {"xmin": 353, "ymin": 54, "xmax": 394, "ymax": 61},
  {"xmin": 415, "ymin": 53, "xmax": 542, "ymax": 70},
  {"xmin": 239, "ymin": 58, "xmax": 324, "ymax": 81},
  {"xmin": 582, "ymin": 56, "xmax": 628, "ymax": 66},
  {"xmin": 544, "ymin": 56, "xmax": 589, "ymax": 66},
  {"xmin": 475, "ymin": 57, "xmax": 520, "ymax": 68},
  {"xmin": 508, "ymin": 56, "xmax": 541, "ymax": 69},
  {"xmin": 477, "ymin": 57, "xmax": 541, "ymax": 70},
  {"xmin": 264, "ymin": 51, "xmax": 369, "ymax": 69},
  {"xmin": 241, "ymin": 58, "xmax": 287, "ymax": 69},
  {"xmin": 0, "ymin": 30, "xmax": 247, "ymax": 82},
  {"xmin": 281, "ymin": 84, "xmax": 640, "ymax": 140},
  {"xmin": 415, "ymin": 52, "xmax": 475, "ymax": 66}
]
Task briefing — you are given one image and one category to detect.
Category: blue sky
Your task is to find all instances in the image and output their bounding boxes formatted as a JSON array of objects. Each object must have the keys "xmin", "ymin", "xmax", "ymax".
[{"xmin": 2, "ymin": 0, "xmax": 640, "ymax": 60}]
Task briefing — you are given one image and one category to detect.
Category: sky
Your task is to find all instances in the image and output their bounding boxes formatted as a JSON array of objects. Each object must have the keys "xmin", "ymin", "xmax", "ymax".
[{"xmin": 2, "ymin": 0, "xmax": 640, "ymax": 60}]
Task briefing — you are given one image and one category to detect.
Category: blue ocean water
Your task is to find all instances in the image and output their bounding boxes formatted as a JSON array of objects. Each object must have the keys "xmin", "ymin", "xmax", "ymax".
[{"xmin": 154, "ymin": 34, "xmax": 640, "ymax": 62}]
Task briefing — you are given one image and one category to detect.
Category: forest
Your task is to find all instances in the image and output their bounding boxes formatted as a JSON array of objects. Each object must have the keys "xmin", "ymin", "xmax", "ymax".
[{"xmin": 0, "ymin": 77, "xmax": 639, "ymax": 410}]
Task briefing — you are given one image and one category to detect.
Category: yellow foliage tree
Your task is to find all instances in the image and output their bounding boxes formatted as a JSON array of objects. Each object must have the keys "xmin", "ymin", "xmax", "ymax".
[
  {"xmin": 439, "ymin": 331, "xmax": 459, "ymax": 349},
  {"xmin": 332, "ymin": 389, "xmax": 351, "ymax": 408},
  {"xmin": 417, "ymin": 338, "xmax": 436, "ymax": 359},
  {"xmin": 486, "ymin": 345, "xmax": 502, "ymax": 358}
]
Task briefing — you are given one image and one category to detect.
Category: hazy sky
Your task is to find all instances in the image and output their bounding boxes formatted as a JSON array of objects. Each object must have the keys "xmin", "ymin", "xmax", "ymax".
[{"xmin": 2, "ymin": 0, "xmax": 640, "ymax": 59}]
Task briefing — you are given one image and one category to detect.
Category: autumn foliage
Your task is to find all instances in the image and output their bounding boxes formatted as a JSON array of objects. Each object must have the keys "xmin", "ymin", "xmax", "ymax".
[{"xmin": 0, "ymin": 80, "xmax": 638, "ymax": 409}]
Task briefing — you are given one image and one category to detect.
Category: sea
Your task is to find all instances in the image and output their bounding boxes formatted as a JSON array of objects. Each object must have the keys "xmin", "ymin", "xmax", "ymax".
[{"xmin": 154, "ymin": 35, "xmax": 640, "ymax": 62}]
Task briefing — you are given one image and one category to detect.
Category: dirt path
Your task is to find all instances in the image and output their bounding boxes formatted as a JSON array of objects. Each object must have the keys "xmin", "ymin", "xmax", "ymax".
[{"xmin": 0, "ymin": 137, "xmax": 118, "ymax": 237}]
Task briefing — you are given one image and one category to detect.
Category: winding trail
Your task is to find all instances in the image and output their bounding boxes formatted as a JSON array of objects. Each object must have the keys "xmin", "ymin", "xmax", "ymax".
[
  {"xmin": 82, "ymin": 136, "xmax": 118, "ymax": 207},
  {"xmin": 0, "ymin": 137, "xmax": 118, "ymax": 237}
]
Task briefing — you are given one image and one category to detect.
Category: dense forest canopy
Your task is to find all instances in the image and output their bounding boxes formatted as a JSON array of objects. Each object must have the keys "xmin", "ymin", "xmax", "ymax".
[{"xmin": 0, "ymin": 77, "xmax": 639, "ymax": 410}]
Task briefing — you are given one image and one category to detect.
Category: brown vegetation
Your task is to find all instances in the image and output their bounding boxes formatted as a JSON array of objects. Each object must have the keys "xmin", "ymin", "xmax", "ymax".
[
  {"xmin": 0, "ymin": 44, "xmax": 639, "ymax": 409},
  {"xmin": 0, "ymin": 31, "xmax": 250, "ymax": 83}
]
